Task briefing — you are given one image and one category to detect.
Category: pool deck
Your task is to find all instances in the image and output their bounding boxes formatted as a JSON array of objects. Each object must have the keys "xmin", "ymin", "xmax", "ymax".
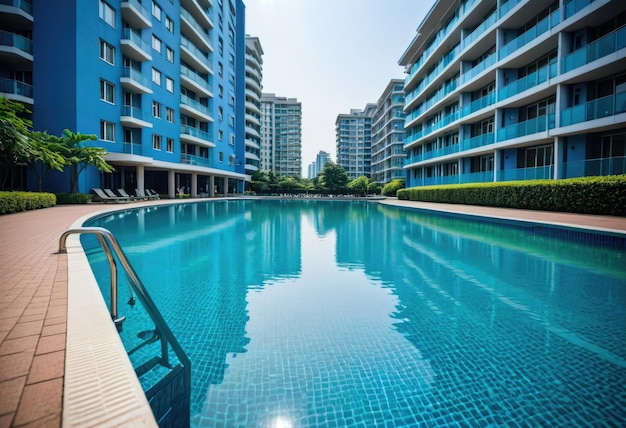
[{"xmin": 1, "ymin": 198, "xmax": 625, "ymax": 427}]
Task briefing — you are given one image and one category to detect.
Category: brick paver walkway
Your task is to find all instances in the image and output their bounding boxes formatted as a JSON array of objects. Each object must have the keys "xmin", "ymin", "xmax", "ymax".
[{"xmin": 0, "ymin": 200, "xmax": 624, "ymax": 427}]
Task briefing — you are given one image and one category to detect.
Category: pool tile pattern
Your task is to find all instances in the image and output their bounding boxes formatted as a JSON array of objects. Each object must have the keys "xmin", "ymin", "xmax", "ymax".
[{"xmin": 0, "ymin": 200, "xmax": 625, "ymax": 427}]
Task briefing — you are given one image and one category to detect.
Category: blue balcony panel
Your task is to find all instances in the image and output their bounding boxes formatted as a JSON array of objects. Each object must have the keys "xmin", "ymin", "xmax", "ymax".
[{"xmin": 561, "ymin": 91, "xmax": 626, "ymax": 126}]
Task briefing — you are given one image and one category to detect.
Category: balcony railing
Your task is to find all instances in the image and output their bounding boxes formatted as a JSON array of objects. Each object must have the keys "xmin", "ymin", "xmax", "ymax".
[
  {"xmin": 499, "ymin": 9, "xmax": 559, "ymax": 61},
  {"xmin": 181, "ymin": 153, "xmax": 213, "ymax": 168},
  {"xmin": 0, "ymin": 0, "xmax": 33, "ymax": 14},
  {"xmin": 121, "ymin": 67, "xmax": 151, "ymax": 89},
  {"xmin": 498, "ymin": 165, "xmax": 554, "ymax": 181},
  {"xmin": 405, "ymin": 47, "xmax": 459, "ymax": 106},
  {"xmin": 459, "ymin": 171, "xmax": 494, "ymax": 184},
  {"xmin": 564, "ymin": 0, "xmax": 594, "ymax": 19},
  {"xmin": 561, "ymin": 91, "xmax": 626, "ymax": 126},
  {"xmin": 462, "ymin": 9, "xmax": 498, "ymax": 50},
  {"xmin": 462, "ymin": 52, "xmax": 496, "ymax": 83},
  {"xmin": 122, "ymin": 143, "xmax": 143, "ymax": 156},
  {"xmin": 181, "ymin": 36, "xmax": 209, "ymax": 62},
  {"xmin": 497, "ymin": 113, "xmax": 555, "ymax": 141},
  {"xmin": 562, "ymin": 25, "xmax": 626, "ymax": 73},
  {"xmin": 180, "ymin": 94, "xmax": 212, "ymax": 116},
  {"xmin": 0, "ymin": 78, "xmax": 33, "ymax": 98},
  {"xmin": 561, "ymin": 156, "xmax": 626, "ymax": 178},
  {"xmin": 180, "ymin": 125, "xmax": 211, "ymax": 142},
  {"xmin": 461, "ymin": 132, "xmax": 495, "ymax": 150},
  {"xmin": 498, "ymin": 60, "xmax": 558, "ymax": 101},
  {"xmin": 405, "ymin": 78, "xmax": 459, "ymax": 125},
  {"xmin": 0, "ymin": 30, "xmax": 32, "ymax": 54},
  {"xmin": 180, "ymin": 64, "xmax": 211, "ymax": 91},
  {"xmin": 120, "ymin": 28, "xmax": 150, "ymax": 53},
  {"xmin": 121, "ymin": 106, "xmax": 151, "ymax": 123},
  {"xmin": 460, "ymin": 92, "xmax": 495, "ymax": 117}
]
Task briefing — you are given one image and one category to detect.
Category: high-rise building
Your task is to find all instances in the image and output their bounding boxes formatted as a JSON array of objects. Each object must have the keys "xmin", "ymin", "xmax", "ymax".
[
  {"xmin": 244, "ymin": 35, "xmax": 263, "ymax": 178},
  {"xmin": 314, "ymin": 150, "xmax": 331, "ymax": 177},
  {"xmin": 0, "ymin": 0, "xmax": 247, "ymax": 197},
  {"xmin": 260, "ymin": 93, "xmax": 302, "ymax": 177},
  {"xmin": 399, "ymin": 0, "xmax": 626, "ymax": 189},
  {"xmin": 335, "ymin": 104, "xmax": 376, "ymax": 179},
  {"xmin": 371, "ymin": 79, "xmax": 406, "ymax": 185}
]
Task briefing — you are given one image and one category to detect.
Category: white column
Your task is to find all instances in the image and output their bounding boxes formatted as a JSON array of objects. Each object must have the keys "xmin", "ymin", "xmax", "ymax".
[
  {"xmin": 168, "ymin": 170, "xmax": 176, "ymax": 199},
  {"xmin": 209, "ymin": 175, "xmax": 215, "ymax": 197},
  {"xmin": 191, "ymin": 172, "xmax": 198, "ymax": 197},
  {"xmin": 137, "ymin": 165, "xmax": 145, "ymax": 193}
]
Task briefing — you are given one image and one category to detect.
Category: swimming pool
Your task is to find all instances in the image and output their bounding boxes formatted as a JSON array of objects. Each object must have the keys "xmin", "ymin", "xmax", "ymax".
[{"xmin": 83, "ymin": 199, "xmax": 626, "ymax": 427}]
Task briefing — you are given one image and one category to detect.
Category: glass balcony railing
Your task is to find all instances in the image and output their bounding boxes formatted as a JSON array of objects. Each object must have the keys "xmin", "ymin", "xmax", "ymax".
[
  {"xmin": 497, "ymin": 113, "xmax": 555, "ymax": 141},
  {"xmin": 498, "ymin": 9, "xmax": 560, "ymax": 60},
  {"xmin": 405, "ymin": 47, "xmax": 459, "ymax": 106},
  {"xmin": 180, "ymin": 94, "xmax": 212, "ymax": 116},
  {"xmin": 498, "ymin": 60, "xmax": 557, "ymax": 101},
  {"xmin": 121, "ymin": 67, "xmax": 151, "ymax": 89},
  {"xmin": 459, "ymin": 171, "xmax": 494, "ymax": 184},
  {"xmin": 460, "ymin": 92, "xmax": 495, "ymax": 117},
  {"xmin": 561, "ymin": 91, "xmax": 626, "ymax": 126},
  {"xmin": 122, "ymin": 143, "xmax": 143, "ymax": 156},
  {"xmin": 498, "ymin": 0, "xmax": 522, "ymax": 19},
  {"xmin": 562, "ymin": 25, "xmax": 626, "ymax": 73},
  {"xmin": 181, "ymin": 153, "xmax": 213, "ymax": 168},
  {"xmin": 460, "ymin": 132, "xmax": 495, "ymax": 150},
  {"xmin": 561, "ymin": 156, "xmax": 626, "ymax": 178},
  {"xmin": 181, "ymin": 8, "xmax": 211, "ymax": 38},
  {"xmin": 0, "ymin": 30, "xmax": 33, "ymax": 54},
  {"xmin": 180, "ymin": 64, "xmax": 212, "ymax": 91},
  {"xmin": 498, "ymin": 165, "xmax": 554, "ymax": 181},
  {"xmin": 181, "ymin": 36, "xmax": 209, "ymax": 62},
  {"xmin": 564, "ymin": 0, "xmax": 594, "ymax": 19},
  {"xmin": 405, "ymin": 78, "xmax": 459, "ymax": 125},
  {"xmin": 0, "ymin": 78, "xmax": 33, "ymax": 98},
  {"xmin": 462, "ymin": 52, "xmax": 496, "ymax": 83},
  {"xmin": 180, "ymin": 125, "xmax": 211, "ymax": 142},
  {"xmin": 462, "ymin": 9, "xmax": 498, "ymax": 50},
  {"xmin": 121, "ymin": 106, "xmax": 151, "ymax": 123},
  {"xmin": 121, "ymin": 29, "xmax": 150, "ymax": 53},
  {"xmin": 0, "ymin": 0, "xmax": 32, "ymax": 14},
  {"xmin": 122, "ymin": 0, "xmax": 150, "ymax": 22}
]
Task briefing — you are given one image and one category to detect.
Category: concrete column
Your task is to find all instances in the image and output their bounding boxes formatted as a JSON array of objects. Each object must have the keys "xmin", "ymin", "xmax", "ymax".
[
  {"xmin": 191, "ymin": 172, "xmax": 198, "ymax": 198},
  {"xmin": 137, "ymin": 165, "xmax": 145, "ymax": 193},
  {"xmin": 553, "ymin": 137, "xmax": 563, "ymax": 179},
  {"xmin": 168, "ymin": 170, "xmax": 176, "ymax": 199},
  {"xmin": 209, "ymin": 175, "xmax": 215, "ymax": 197},
  {"xmin": 222, "ymin": 177, "xmax": 228, "ymax": 196},
  {"xmin": 494, "ymin": 149, "xmax": 502, "ymax": 182}
]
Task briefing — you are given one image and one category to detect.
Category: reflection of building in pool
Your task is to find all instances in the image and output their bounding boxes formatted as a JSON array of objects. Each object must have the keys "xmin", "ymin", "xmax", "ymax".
[
  {"xmin": 400, "ymin": 0, "xmax": 626, "ymax": 188},
  {"xmin": 0, "ymin": 0, "xmax": 248, "ymax": 197}
]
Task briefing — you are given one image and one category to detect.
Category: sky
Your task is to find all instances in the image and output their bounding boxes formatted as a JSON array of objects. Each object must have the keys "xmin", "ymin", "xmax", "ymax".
[{"xmin": 243, "ymin": 0, "xmax": 436, "ymax": 175}]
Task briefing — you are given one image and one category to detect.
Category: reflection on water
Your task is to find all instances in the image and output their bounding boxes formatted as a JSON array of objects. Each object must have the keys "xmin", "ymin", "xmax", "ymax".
[{"xmin": 84, "ymin": 200, "xmax": 626, "ymax": 427}]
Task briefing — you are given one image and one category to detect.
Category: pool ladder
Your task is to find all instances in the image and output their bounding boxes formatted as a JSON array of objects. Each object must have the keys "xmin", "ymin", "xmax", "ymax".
[{"xmin": 58, "ymin": 226, "xmax": 190, "ymax": 428}]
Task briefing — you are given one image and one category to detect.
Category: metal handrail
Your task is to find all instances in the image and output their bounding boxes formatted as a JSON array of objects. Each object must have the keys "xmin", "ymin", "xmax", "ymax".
[{"xmin": 58, "ymin": 226, "xmax": 191, "ymax": 374}]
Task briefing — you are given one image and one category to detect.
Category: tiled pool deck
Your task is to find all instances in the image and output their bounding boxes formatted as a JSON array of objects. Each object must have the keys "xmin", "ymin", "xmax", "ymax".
[{"xmin": 1, "ymin": 198, "xmax": 625, "ymax": 427}]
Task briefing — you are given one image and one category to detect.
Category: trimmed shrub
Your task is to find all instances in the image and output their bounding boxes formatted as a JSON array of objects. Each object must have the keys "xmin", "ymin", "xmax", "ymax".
[
  {"xmin": 0, "ymin": 191, "xmax": 57, "ymax": 215},
  {"xmin": 397, "ymin": 175, "xmax": 626, "ymax": 216},
  {"xmin": 382, "ymin": 179, "xmax": 405, "ymax": 197},
  {"xmin": 55, "ymin": 193, "xmax": 93, "ymax": 205}
]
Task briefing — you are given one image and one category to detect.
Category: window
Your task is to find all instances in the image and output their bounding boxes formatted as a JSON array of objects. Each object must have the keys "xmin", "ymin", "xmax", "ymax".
[
  {"xmin": 218, "ymin": 130, "xmax": 223, "ymax": 141},
  {"xmin": 99, "ymin": 0, "xmax": 115, "ymax": 27},
  {"xmin": 152, "ymin": 35, "xmax": 162, "ymax": 53},
  {"xmin": 166, "ymin": 77, "xmax": 174, "ymax": 93},
  {"xmin": 218, "ymin": 106, "xmax": 223, "ymax": 121},
  {"xmin": 219, "ymin": 151, "xmax": 224, "ymax": 162},
  {"xmin": 100, "ymin": 120, "xmax": 115, "ymax": 141},
  {"xmin": 152, "ymin": 67, "xmax": 161, "ymax": 85},
  {"xmin": 218, "ymin": 37, "xmax": 223, "ymax": 56},
  {"xmin": 152, "ymin": 134, "xmax": 162, "ymax": 150},
  {"xmin": 166, "ymin": 137, "xmax": 174, "ymax": 152},
  {"xmin": 166, "ymin": 16, "xmax": 174, "ymax": 33},
  {"xmin": 100, "ymin": 80, "xmax": 115, "ymax": 103},
  {"xmin": 166, "ymin": 107, "xmax": 174, "ymax": 122},
  {"xmin": 218, "ymin": 85, "xmax": 223, "ymax": 97},
  {"xmin": 99, "ymin": 40, "xmax": 115, "ymax": 64},
  {"xmin": 152, "ymin": 1, "xmax": 162, "ymax": 21},
  {"xmin": 152, "ymin": 100, "xmax": 161, "ymax": 118},
  {"xmin": 229, "ymin": 134, "xmax": 235, "ymax": 146},
  {"xmin": 166, "ymin": 46, "xmax": 174, "ymax": 62},
  {"xmin": 524, "ymin": 144, "xmax": 553, "ymax": 168},
  {"xmin": 218, "ymin": 62, "xmax": 223, "ymax": 77},
  {"xmin": 229, "ymin": 95, "xmax": 235, "ymax": 106},
  {"xmin": 228, "ymin": 115, "xmax": 234, "ymax": 127}
]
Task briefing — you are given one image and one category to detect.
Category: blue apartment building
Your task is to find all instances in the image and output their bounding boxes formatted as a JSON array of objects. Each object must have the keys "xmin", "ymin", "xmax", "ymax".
[
  {"xmin": 1, "ymin": 0, "xmax": 247, "ymax": 197},
  {"xmin": 399, "ymin": 0, "xmax": 626, "ymax": 188}
]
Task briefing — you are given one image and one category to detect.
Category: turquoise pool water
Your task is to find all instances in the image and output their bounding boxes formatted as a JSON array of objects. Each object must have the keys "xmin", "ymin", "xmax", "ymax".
[{"xmin": 83, "ymin": 200, "xmax": 626, "ymax": 427}]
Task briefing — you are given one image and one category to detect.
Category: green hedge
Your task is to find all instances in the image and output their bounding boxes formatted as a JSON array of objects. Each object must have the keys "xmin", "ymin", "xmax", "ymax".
[
  {"xmin": 397, "ymin": 175, "xmax": 626, "ymax": 216},
  {"xmin": 55, "ymin": 192, "xmax": 93, "ymax": 204},
  {"xmin": 0, "ymin": 191, "xmax": 57, "ymax": 215}
]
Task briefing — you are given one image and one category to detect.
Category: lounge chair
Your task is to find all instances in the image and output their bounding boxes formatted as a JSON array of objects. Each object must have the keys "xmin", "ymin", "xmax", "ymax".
[
  {"xmin": 92, "ymin": 188, "xmax": 129, "ymax": 203},
  {"xmin": 103, "ymin": 188, "xmax": 133, "ymax": 202},
  {"xmin": 146, "ymin": 189, "xmax": 161, "ymax": 199},
  {"xmin": 136, "ymin": 189, "xmax": 158, "ymax": 200},
  {"xmin": 117, "ymin": 189, "xmax": 145, "ymax": 201}
]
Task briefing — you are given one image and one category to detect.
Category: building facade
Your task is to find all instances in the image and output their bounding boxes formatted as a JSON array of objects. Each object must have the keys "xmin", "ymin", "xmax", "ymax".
[
  {"xmin": 260, "ymin": 93, "xmax": 302, "ymax": 177},
  {"xmin": 307, "ymin": 150, "xmax": 331, "ymax": 178},
  {"xmin": 244, "ymin": 35, "xmax": 263, "ymax": 178},
  {"xmin": 371, "ymin": 79, "xmax": 407, "ymax": 185},
  {"xmin": 0, "ymin": 0, "xmax": 247, "ymax": 197},
  {"xmin": 335, "ymin": 104, "xmax": 376, "ymax": 179},
  {"xmin": 399, "ymin": 0, "xmax": 626, "ymax": 188}
]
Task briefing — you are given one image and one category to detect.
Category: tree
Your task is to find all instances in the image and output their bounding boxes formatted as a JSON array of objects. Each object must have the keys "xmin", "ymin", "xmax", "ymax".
[
  {"xmin": 0, "ymin": 97, "xmax": 33, "ymax": 190},
  {"xmin": 348, "ymin": 175, "xmax": 376, "ymax": 196},
  {"xmin": 278, "ymin": 175, "xmax": 300, "ymax": 193},
  {"xmin": 318, "ymin": 162, "xmax": 349, "ymax": 192},
  {"xmin": 28, "ymin": 132, "xmax": 68, "ymax": 191},
  {"xmin": 60, "ymin": 129, "xmax": 114, "ymax": 193},
  {"xmin": 382, "ymin": 179, "xmax": 405, "ymax": 197}
]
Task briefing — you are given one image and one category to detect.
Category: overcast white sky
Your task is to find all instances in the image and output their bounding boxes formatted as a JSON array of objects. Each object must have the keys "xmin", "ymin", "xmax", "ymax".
[{"xmin": 244, "ymin": 0, "xmax": 436, "ymax": 175}]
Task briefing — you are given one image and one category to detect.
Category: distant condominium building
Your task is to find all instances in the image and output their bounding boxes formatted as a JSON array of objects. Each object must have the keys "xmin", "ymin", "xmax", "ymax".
[
  {"xmin": 371, "ymin": 79, "xmax": 407, "ymax": 185},
  {"xmin": 399, "ymin": 0, "xmax": 626, "ymax": 188},
  {"xmin": 260, "ymin": 93, "xmax": 302, "ymax": 177},
  {"xmin": 244, "ymin": 35, "xmax": 263, "ymax": 178},
  {"xmin": 307, "ymin": 150, "xmax": 331, "ymax": 178},
  {"xmin": 336, "ymin": 104, "xmax": 376, "ymax": 179},
  {"xmin": 0, "ymin": 0, "xmax": 247, "ymax": 197}
]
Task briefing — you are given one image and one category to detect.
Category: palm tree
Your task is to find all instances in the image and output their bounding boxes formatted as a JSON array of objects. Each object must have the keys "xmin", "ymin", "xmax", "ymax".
[{"xmin": 60, "ymin": 129, "xmax": 114, "ymax": 193}]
